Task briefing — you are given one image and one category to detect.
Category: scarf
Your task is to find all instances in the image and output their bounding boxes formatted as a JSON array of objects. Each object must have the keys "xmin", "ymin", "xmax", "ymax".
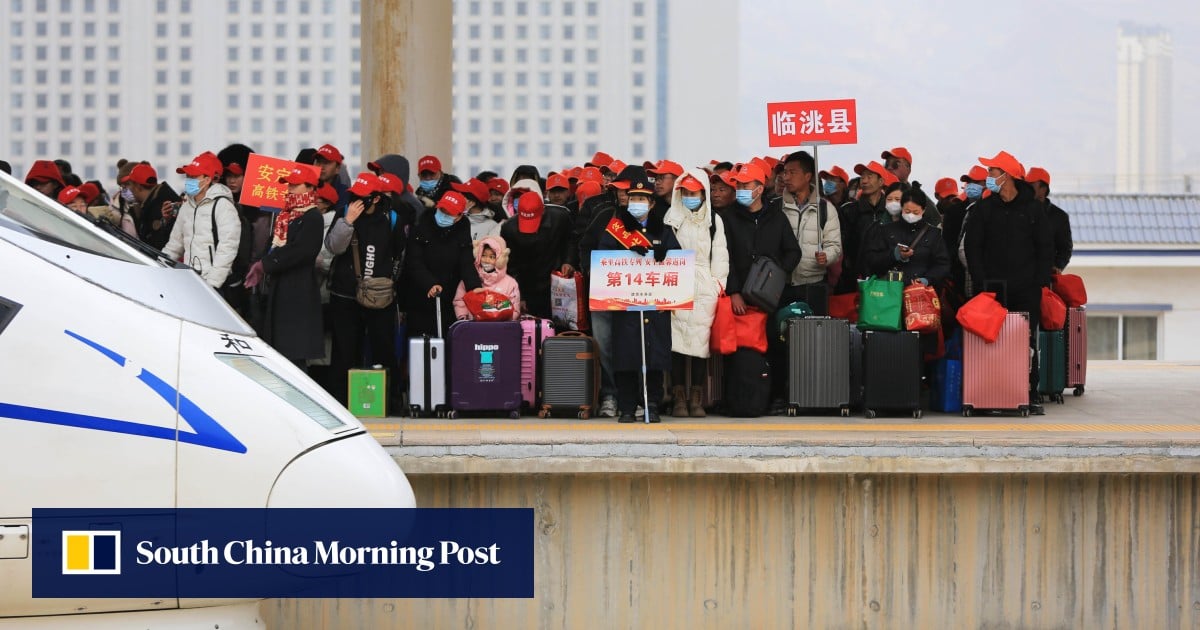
[{"xmin": 272, "ymin": 191, "xmax": 317, "ymax": 248}]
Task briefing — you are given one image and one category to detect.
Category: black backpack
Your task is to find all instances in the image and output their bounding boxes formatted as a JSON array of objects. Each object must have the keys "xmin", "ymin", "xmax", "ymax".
[{"xmin": 209, "ymin": 196, "xmax": 253, "ymax": 286}]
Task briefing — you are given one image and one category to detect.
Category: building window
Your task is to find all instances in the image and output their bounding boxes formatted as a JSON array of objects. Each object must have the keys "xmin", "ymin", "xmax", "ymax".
[
  {"xmin": 155, "ymin": 22, "xmax": 167, "ymax": 37},
  {"xmin": 586, "ymin": 119, "xmax": 597, "ymax": 133},
  {"xmin": 469, "ymin": 119, "xmax": 481, "ymax": 134},
  {"xmin": 562, "ymin": 119, "xmax": 574, "ymax": 133},
  {"xmin": 633, "ymin": 26, "xmax": 645, "ymax": 40},
  {"xmin": 492, "ymin": 48, "xmax": 504, "ymax": 63},
  {"xmin": 633, "ymin": 49, "xmax": 644, "ymax": 63},
  {"xmin": 633, "ymin": 1, "xmax": 644, "ymax": 16},
  {"xmin": 516, "ymin": 48, "xmax": 527, "ymax": 63},
  {"xmin": 515, "ymin": 119, "xmax": 527, "ymax": 133},
  {"xmin": 516, "ymin": 72, "xmax": 527, "ymax": 87},
  {"xmin": 633, "ymin": 119, "xmax": 644, "ymax": 134},
  {"xmin": 155, "ymin": 118, "xmax": 167, "ymax": 132},
  {"xmin": 563, "ymin": 72, "xmax": 574, "ymax": 87},
  {"xmin": 156, "ymin": 94, "xmax": 168, "ymax": 108},
  {"xmin": 586, "ymin": 1, "xmax": 597, "ymax": 16},
  {"xmin": 491, "ymin": 119, "xmax": 504, "ymax": 134},
  {"xmin": 469, "ymin": 71, "xmax": 480, "ymax": 87},
  {"xmin": 492, "ymin": 73, "xmax": 504, "ymax": 87},
  {"xmin": 1089, "ymin": 314, "xmax": 1159, "ymax": 360}
]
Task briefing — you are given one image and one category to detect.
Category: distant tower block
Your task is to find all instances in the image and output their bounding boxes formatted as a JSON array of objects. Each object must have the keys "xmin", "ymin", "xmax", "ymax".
[{"xmin": 1116, "ymin": 23, "xmax": 1172, "ymax": 194}]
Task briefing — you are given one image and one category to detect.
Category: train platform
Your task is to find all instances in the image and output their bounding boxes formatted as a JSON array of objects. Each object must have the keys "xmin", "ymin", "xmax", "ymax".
[{"xmin": 364, "ymin": 361, "xmax": 1200, "ymax": 475}]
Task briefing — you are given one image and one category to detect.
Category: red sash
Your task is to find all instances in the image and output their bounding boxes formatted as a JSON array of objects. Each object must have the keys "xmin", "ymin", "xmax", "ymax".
[{"xmin": 605, "ymin": 217, "xmax": 652, "ymax": 250}]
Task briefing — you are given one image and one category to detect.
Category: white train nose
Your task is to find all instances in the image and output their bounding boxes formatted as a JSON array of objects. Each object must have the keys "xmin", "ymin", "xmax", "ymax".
[{"xmin": 268, "ymin": 433, "xmax": 416, "ymax": 508}]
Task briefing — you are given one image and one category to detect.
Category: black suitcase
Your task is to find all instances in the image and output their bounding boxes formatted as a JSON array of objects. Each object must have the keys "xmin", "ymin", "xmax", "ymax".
[
  {"xmin": 849, "ymin": 323, "xmax": 864, "ymax": 410},
  {"xmin": 862, "ymin": 330, "xmax": 922, "ymax": 419},
  {"xmin": 724, "ymin": 348, "xmax": 771, "ymax": 417},
  {"xmin": 785, "ymin": 317, "xmax": 850, "ymax": 416},
  {"xmin": 537, "ymin": 332, "xmax": 599, "ymax": 419}
]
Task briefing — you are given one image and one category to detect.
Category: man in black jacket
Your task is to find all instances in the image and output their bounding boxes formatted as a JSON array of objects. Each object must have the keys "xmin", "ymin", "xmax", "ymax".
[
  {"xmin": 964, "ymin": 151, "xmax": 1053, "ymax": 415},
  {"xmin": 722, "ymin": 163, "xmax": 802, "ymax": 315},
  {"xmin": 1026, "ymin": 167, "xmax": 1073, "ymax": 273},
  {"xmin": 500, "ymin": 191, "xmax": 573, "ymax": 319},
  {"xmin": 415, "ymin": 155, "xmax": 461, "ymax": 210}
]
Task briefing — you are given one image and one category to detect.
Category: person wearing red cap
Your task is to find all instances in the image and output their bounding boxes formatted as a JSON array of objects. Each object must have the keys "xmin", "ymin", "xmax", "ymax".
[
  {"xmin": 486, "ymin": 178, "xmax": 510, "ymax": 219},
  {"xmin": 415, "ymin": 155, "xmax": 461, "ymax": 209},
  {"xmin": 709, "ymin": 171, "xmax": 737, "ymax": 215},
  {"xmin": 1025, "ymin": 167, "xmax": 1073, "ymax": 274},
  {"xmin": 846, "ymin": 161, "xmax": 899, "ymax": 279},
  {"xmin": 819, "ymin": 165, "xmax": 852, "ymax": 208},
  {"xmin": 402, "ymin": 188, "xmax": 481, "ymax": 340},
  {"xmin": 451, "ymin": 178, "xmax": 502, "ymax": 242},
  {"xmin": 545, "ymin": 172, "xmax": 572, "ymax": 208},
  {"xmin": 882, "ymin": 147, "xmax": 942, "ymax": 228},
  {"xmin": 964, "ymin": 151, "xmax": 1053, "ymax": 415},
  {"xmin": 314, "ymin": 182, "xmax": 341, "ymax": 308},
  {"xmin": 244, "ymin": 166, "xmax": 326, "ymax": 368},
  {"xmin": 499, "ymin": 189, "xmax": 573, "ymax": 320},
  {"xmin": 721, "ymin": 163, "xmax": 802, "ymax": 316},
  {"xmin": 663, "ymin": 169, "xmax": 729, "ymax": 418},
  {"xmin": 57, "ymin": 186, "xmax": 88, "ymax": 214},
  {"xmin": 366, "ymin": 154, "xmax": 426, "ymax": 228},
  {"xmin": 24, "ymin": 160, "xmax": 66, "ymax": 199},
  {"xmin": 646, "ymin": 159, "xmax": 683, "ymax": 209},
  {"xmin": 162, "ymin": 151, "xmax": 244, "ymax": 294}
]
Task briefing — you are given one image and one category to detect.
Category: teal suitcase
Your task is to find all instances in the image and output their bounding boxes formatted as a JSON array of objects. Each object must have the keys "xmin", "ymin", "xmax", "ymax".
[{"xmin": 1038, "ymin": 330, "xmax": 1066, "ymax": 404}]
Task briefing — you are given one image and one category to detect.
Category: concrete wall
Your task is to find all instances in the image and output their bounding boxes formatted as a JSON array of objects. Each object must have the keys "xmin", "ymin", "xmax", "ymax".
[
  {"xmin": 263, "ymin": 472, "xmax": 1200, "ymax": 629},
  {"xmin": 1069, "ymin": 263, "xmax": 1200, "ymax": 360}
]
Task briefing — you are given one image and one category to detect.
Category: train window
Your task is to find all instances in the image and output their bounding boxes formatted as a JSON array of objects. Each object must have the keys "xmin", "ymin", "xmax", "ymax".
[
  {"xmin": 214, "ymin": 354, "xmax": 347, "ymax": 431},
  {"xmin": 0, "ymin": 173, "xmax": 145, "ymax": 264},
  {"xmin": 0, "ymin": 297, "xmax": 20, "ymax": 335}
]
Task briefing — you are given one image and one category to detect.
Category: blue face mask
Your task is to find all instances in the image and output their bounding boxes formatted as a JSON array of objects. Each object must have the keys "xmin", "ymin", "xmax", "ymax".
[
  {"xmin": 735, "ymin": 189, "xmax": 755, "ymax": 206},
  {"xmin": 183, "ymin": 177, "xmax": 201, "ymax": 197},
  {"xmin": 434, "ymin": 210, "xmax": 455, "ymax": 228},
  {"xmin": 627, "ymin": 199, "xmax": 650, "ymax": 219},
  {"xmin": 965, "ymin": 182, "xmax": 984, "ymax": 200},
  {"xmin": 985, "ymin": 175, "xmax": 1003, "ymax": 194},
  {"xmin": 821, "ymin": 180, "xmax": 837, "ymax": 196},
  {"xmin": 682, "ymin": 196, "xmax": 702, "ymax": 211},
  {"xmin": 419, "ymin": 179, "xmax": 438, "ymax": 192}
]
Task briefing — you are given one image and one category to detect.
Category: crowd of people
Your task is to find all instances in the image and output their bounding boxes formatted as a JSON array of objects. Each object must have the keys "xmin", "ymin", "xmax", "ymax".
[{"xmin": 4, "ymin": 142, "xmax": 1073, "ymax": 420}]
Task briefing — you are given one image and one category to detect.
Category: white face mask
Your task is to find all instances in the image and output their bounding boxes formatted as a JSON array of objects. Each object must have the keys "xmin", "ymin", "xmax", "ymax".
[
  {"xmin": 902, "ymin": 212, "xmax": 921, "ymax": 224},
  {"xmin": 885, "ymin": 201, "xmax": 902, "ymax": 216}
]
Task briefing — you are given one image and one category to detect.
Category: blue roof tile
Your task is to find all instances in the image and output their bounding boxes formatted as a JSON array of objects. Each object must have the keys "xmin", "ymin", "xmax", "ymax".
[{"xmin": 1053, "ymin": 194, "xmax": 1200, "ymax": 245}]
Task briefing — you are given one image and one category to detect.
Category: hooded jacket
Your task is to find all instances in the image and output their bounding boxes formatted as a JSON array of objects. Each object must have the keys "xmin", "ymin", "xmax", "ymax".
[
  {"xmin": 663, "ymin": 168, "xmax": 730, "ymax": 358},
  {"xmin": 370, "ymin": 154, "xmax": 427, "ymax": 224},
  {"xmin": 775, "ymin": 186, "xmax": 843, "ymax": 286},
  {"xmin": 162, "ymin": 182, "xmax": 242, "ymax": 289},
  {"xmin": 964, "ymin": 180, "xmax": 1053, "ymax": 296},
  {"xmin": 467, "ymin": 206, "xmax": 502, "ymax": 242},
  {"xmin": 453, "ymin": 235, "xmax": 522, "ymax": 320}
]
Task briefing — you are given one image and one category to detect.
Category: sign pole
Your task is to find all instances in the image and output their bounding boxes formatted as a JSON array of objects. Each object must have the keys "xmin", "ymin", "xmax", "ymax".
[{"xmin": 633, "ymin": 306, "xmax": 652, "ymax": 424}]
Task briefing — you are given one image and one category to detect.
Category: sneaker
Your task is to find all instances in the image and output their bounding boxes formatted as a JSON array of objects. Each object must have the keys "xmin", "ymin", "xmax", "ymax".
[
  {"xmin": 618, "ymin": 414, "xmax": 635, "ymax": 424},
  {"xmin": 635, "ymin": 405, "xmax": 644, "ymax": 418},
  {"xmin": 1028, "ymin": 403, "xmax": 1046, "ymax": 416},
  {"xmin": 598, "ymin": 396, "xmax": 618, "ymax": 418}
]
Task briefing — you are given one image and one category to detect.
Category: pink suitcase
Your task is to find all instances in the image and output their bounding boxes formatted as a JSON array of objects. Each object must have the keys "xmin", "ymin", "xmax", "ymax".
[
  {"xmin": 963, "ymin": 312, "xmax": 1031, "ymax": 416},
  {"xmin": 1067, "ymin": 306, "xmax": 1087, "ymax": 396},
  {"xmin": 520, "ymin": 316, "xmax": 555, "ymax": 410}
]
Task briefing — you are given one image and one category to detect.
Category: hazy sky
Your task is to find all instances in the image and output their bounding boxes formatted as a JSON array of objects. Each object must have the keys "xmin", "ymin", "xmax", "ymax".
[{"xmin": 736, "ymin": 0, "xmax": 1200, "ymax": 192}]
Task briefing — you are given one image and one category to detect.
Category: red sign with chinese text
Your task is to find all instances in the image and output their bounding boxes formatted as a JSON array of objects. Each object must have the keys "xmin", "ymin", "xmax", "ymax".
[
  {"xmin": 766, "ymin": 99, "xmax": 858, "ymax": 147},
  {"xmin": 238, "ymin": 154, "xmax": 321, "ymax": 208}
]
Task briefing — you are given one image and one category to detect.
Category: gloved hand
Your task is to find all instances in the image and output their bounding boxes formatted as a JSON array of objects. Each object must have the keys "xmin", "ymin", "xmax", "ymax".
[
  {"xmin": 653, "ymin": 244, "xmax": 670, "ymax": 262},
  {"xmin": 244, "ymin": 261, "xmax": 265, "ymax": 289},
  {"xmin": 630, "ymin": 245, "xmax": 649, "ymax": 257}
]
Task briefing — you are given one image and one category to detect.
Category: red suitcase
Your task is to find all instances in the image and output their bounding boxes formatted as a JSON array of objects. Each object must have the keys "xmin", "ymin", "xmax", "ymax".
[
  {"xmin": 520, "ymin": 316, "xmax": 555, "ymax": 410},
  {"xmin": 963, "ymin": 312, "xmax": 1031, "ymax": 417},
  {"xmin": 1066, "ymin": 306, "xmax": 1087, "ymax": 396}
]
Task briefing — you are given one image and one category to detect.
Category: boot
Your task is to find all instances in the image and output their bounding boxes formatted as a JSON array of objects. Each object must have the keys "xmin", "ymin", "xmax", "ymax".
[
  {"xmin": 671, "ymin": 385, "xmax": 689, "ymax": 417},
  {"xmin": 689, "ymin": 386, "xmax": 707, "ymax": 418}
]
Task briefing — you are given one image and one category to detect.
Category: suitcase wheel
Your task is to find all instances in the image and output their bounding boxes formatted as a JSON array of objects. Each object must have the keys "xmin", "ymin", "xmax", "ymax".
[
  {"xmin": 865, "ymin": 409, "xmax": 876, "ymax": 419},
  {"xmin": 912, "ymin": 409, "xmax": 923, "ymax": 420},
  {"xmin": 1073, "ymin": 386, "xmax": 1085, "ymax": 397},
  {"xmin": 962, "ymin": 406, "xmax": 973, "ymax": 417},
  {"xmin": 509, "ymin": 410, "xmax": 521, "ymax": 420},
  {"xmin": 840, "ymin": 406, "xmax": 850, "ymax": 418},
  {"xmin": 537, "ymin": 409, "xmax": 550, "ymax": 419},
  {"xmin": 1054, "ymin": 393, "xmax": 1065, "ymax": 405},
  {"xmin": 577, "ymin": 410, "xmax": 589, "ymax": 419},
  {"xmin": 409, "ymin": 405, "xmax": 420, "ymax": 418},
  {"xmin": 446, "ymin": 410, "xmax": 458, "ymax": 420},
  {"xmin": 1019, "ymin": 407, "xmax": 1030, "ymax": 418},
  {"xmin": 786, "ymin": 405, "xmax": 798, "ymax": 418}
]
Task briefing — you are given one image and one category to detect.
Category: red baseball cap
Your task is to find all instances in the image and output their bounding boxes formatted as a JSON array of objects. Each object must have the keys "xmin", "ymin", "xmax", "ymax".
[
  {"xmin": 487, "ymin": 178, "xmax": 509, "ymax": 195},
  {"xmin": 818, "ymin": 165, "xmax": 850, "ymax": 185},
  {"xmin": 578, "ymin": 166, "xmax": 604, "ymax": 184},
  {"xmin": 377, "ymin": 172, "xmax": 406, "ymax": 194},
  {"xmin": 348, "ymin": 172, "xmax": 382, "ymax": 196},
  {"xmin": 417, "ymin": 155, "xmax": 442, "ymax": 175},
  {"xmin": 710, "ymin": 171, "xmax": 736, "ymax": 189},
  {"xmin": 315, "ymin": 143, "xmax": 344, "ymax": 164},
  {"xmin": 602, "ymin": 159, "xmax": 626, "ymax": 176},
  {"xmin": 881, "ymin": 147, "xmax": 913, "ymax": 165},
  {"xmin": 568, "ymin": 166, "xmax": 583, "ymax": 181},
  {"xmin": 935, "ymin": 178, "xmax": 959, "ymax": 199},
  {"xmin": 57, "ymin": 186, "xmax": 84, "ymax": 205},
  {"xmin": 1026, "ymin": 167, "xmax": 1051, "ymax": 186},
  {"xmin": 730, "ymin": 163, "xmax": 766, "ymax": 185},
  {"xmin": 854, "ymin": 161, "xmax": 899, "ymax": 186},
  {"xmin": 78, "ymin": 182, "xmax": 101, "ymax": 204},
  {"xmin": 451, "ymin": 178, "xmax": 490, "ymax": 204},
  {"xmin": 516, "ymin": 191, "xmax": 545, "ymax": 233},
  {"xmin": 644, "ymin": 160, "xmax": 684, "ymax": 177},
  {"xmin": 586, "ymin": 151, "xmax": 614, "ymax": 168},
  {"xmin": 546, "ymin": 173, "xmax": 570, "ymax": 190},
  {"xmin": 224, "ymin": 162, "xmax": 245, "ymax": 176},
  {"xmin": 121, "ymin": 163, "xmax": 158, "ymax": 186},
  {"xmin": 278, "ymin": 165, "xmax": 320, "ymax": 187},
  {"xmin": 979, "ymin": 151, "xmax": 1026, "ymax": 180},
  {"xmin": 763, "ymin": 156, "xmax": 780, "ymax": 173},
  {"xmin": 316, "ymin": 183, "xmax": 339, "ymax": 205},
  {"xmin": 960, "ymin": 165, "xmax": 988, "ymax": 183},
  {"xmin": 25, "ymin": 160, "xmax": 66, "ymax": 186},
  {"xmin": 176, "ymin": 151, "xmax": 224, "ymax": 178},
  {"xmin": 676, "ymin": 174, "xmax": 704, "ymax": 193},
  {"xmin": 436, "ymin": 191, "xmax": 467, "ymax": 217},
  {"xmin": 750, "ymin": 158, "xmax": 773, "ymax": 179},
  {"xmin": 576, "ymin": 181, "xmax": 603, "ymax": 206}
]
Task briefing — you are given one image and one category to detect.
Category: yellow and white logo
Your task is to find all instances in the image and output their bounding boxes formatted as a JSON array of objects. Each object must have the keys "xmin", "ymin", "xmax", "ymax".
[{"xmin": 62, "ymin": 531, "xmax": 121, "ymax": 575}]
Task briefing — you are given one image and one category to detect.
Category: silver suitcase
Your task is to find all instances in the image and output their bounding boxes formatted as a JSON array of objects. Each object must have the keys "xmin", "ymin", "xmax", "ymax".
[
  {"xmin": 408, "ymin": 297, "xmax": 447, "ymax": 417},
  {"xmin": 785, "ymin": 317, "xmax": 851, "ymax": 417}
]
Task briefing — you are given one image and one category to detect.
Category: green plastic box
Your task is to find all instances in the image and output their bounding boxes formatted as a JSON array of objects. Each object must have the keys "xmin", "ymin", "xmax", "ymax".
[{"xmin": 348, "ymin": 368, "xmax": 387, "ymax": 418}]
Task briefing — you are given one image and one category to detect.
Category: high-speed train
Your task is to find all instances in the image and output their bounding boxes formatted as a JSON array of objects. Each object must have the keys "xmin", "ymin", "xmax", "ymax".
[{"xmin": 0, "ymin": 170, "xmax": 415, "ymax": 628}]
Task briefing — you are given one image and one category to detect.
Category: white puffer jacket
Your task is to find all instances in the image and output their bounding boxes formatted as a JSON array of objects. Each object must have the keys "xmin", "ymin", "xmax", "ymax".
[
  {"xmin": 663, "ymin": 167, "xmax": 730, "ymax": 358},
  {"xmin": 161, "ymin": 182, "xmax": 242, "ymax": 289}
]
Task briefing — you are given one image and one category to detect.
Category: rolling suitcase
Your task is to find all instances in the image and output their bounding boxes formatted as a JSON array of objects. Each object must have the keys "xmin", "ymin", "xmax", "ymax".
[
  {"xmin": 703, "ymin": 353, "xmax": 724, "ymax": 410},
  {"xmin": 862, "ymin": 330, "xmax": 922, "ymax": 419},
  {"xmin": 724, "ymin": 348, "xmax": 771, "ymax": 417},
  {"xmin": 848, "ymin": 324, "xmax": 864, "ymax": 410},
  {"xmin": 785, "ymin": 317, "xmax": 851, "ymax": 416},
  {"xmin": 520, "ymin": 316, "xmax": 555, "ymax": 410},
  {"xmin": 930, "ymin": 359, "xmax": 963, "ymax": 413},
  {"xmin": 538, "ymin": 332, "xmax": 599, "ymax": 418},
  {"xmin": 962, "ymin": 312, "xmax": 1031, "ymax": 417},
  {"xmin": 447, "ymin": 320, "xmax": 524, "ymax": 419},
  {"xmin": 1066, "ymin": 306, "xmax": 1087, "ymax": 396},
  {"xmin": 408, "ymin": 297, "xmax": 446, "ymax": 418},
  {"xmin": 1038, "ymin": 329, "xmax": 1067, "ymax": 404}
]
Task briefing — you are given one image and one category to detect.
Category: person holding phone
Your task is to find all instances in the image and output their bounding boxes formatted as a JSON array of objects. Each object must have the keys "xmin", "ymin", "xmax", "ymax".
[{"xmin": 863, "ymin": 183, "xmax": 950, "ymax": 291}]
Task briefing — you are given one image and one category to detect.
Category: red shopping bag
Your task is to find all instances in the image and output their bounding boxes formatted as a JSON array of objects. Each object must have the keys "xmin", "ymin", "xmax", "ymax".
[
  {"xmin": 828, "ymin": 292, "xmax": 859, "ymax": 323},
  {"xmin": 1041, "ymin": 287, "xmax": 1067, "ymax": 331},
  {"xmin": 955, "ymin": 291, "xmax": 1008, "ymax": 343},
  {"xmin": 732, "ymin": 307, "xmax": 769, "ymax": 354},
  {"xmin": 1051, "ymin": 273, "xmax": 1087, "ymax": 307},
  {"xmin": 462, "ymin": 289, "xmax": 516, "ymax": 322},
  {"xmin": 903, "ymin": 284, "xmax": 942, "ymax": 333},
  {"xmin": 710, "ymin": 290, "xmax": 738, "ymax": 355}
]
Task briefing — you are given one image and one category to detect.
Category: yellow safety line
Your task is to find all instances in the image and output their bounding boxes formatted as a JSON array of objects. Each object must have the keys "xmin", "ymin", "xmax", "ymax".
[{"xmin": 366, "ymin": 422, "xmax": 1200, "ymax": 434}]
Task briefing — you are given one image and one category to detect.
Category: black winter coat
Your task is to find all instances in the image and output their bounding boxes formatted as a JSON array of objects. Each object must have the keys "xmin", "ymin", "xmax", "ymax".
[
  {"xmin": 1043, "ymin": 199, "xmax": 1073, "ymax": 271},
  {"xmin": 261, "ymin": 208, "xmax": 324, "ymax": 361},
  {"xmin": 864, "ymin": 218, "xmax": 951, "ymax": 288},
  {"xmin": 596, "ymin": 206, "xmax": 682, "ymax": 373},
  {"xmin": 499, "ymin": 205, "xmax": 572, "ymax": 319},
  {"xmin": 403, "ymin": 211, "xmax": 479, "ymax": 337},
  {"xmin": 138, "ymin": 183, "xmax": 181, "ymax": 250},
  {"xmin": 849, "ymin": 195, "xmax": 890, "ymax": 277},
  {"xmin": 326, "ymin": 207, "xmax": 406, "ymax": 299},
  {"xmin": 719, "ymin": 203, "xmax": 802, "ymax": 299},
  {"xmin": 964, "ymin": 181, "xmax": 1053, "ymax": 296},
  {"xmin": 415, "ymin": 173, "xmax": 462, "ymax": 209}
]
